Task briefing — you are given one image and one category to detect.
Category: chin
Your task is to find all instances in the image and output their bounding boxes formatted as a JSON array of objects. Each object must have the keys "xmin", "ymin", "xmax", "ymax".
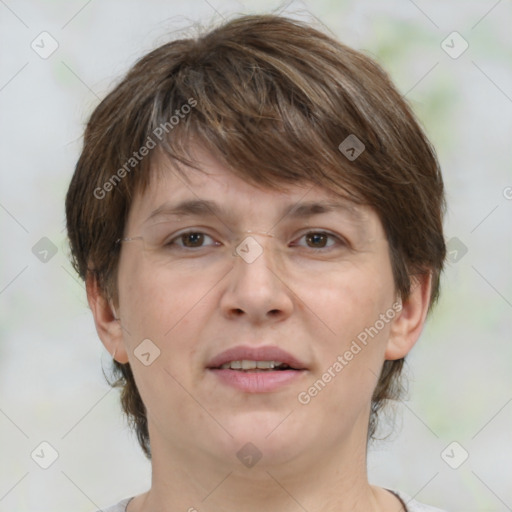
[{"xmin": 215, "ymin": 413, "xmax": 312, "ymax": 465}]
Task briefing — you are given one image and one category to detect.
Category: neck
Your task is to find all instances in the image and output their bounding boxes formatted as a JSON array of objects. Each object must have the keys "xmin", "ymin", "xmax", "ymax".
[{"xmin": 129, "ymin": 417, "xmax": 401, "ymax": 512}]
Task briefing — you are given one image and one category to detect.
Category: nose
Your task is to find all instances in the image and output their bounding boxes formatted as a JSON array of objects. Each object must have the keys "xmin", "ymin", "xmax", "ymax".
[{"xmin": 219, "ymin": 233, "xmax": 294, "ymax": 324}]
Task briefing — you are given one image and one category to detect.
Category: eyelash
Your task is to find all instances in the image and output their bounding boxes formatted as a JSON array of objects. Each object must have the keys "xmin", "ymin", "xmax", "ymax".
[{"xmin": 166, "ymin": 230, "xmax": 347, "ymax": 251}]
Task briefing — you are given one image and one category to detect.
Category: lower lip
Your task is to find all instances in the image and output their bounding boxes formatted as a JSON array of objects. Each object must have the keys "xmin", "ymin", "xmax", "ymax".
[{"xmin": 208, "ymin": 369, "xmax": 305, "ymax": 392}]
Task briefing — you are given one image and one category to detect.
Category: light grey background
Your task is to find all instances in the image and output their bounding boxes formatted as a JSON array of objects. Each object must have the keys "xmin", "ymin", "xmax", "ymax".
[{"xmin": 1, "ymin": 1, "xmax": 511, "ymax": 511}]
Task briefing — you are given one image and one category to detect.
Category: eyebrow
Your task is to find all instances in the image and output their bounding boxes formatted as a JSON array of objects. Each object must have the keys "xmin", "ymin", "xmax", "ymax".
[{"xmin": 144, "ymin": 198, "xmax": 366, "ymax": 225}]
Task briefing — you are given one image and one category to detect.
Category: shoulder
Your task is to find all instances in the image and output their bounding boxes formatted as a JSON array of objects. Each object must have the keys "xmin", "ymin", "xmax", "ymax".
[
  {"xmin": 393, "ymin": 490, "xmax": 448, "ymax": 512},
  {"xmin": 94, "ymin": 497, "xmax": 133, "ymax": 512}
]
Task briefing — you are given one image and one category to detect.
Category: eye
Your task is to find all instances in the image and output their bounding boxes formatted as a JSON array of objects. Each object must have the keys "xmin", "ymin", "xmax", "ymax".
[
  {"xmin": 161, "ymin": 229, "xmax": 345, "ymax": 251},
  {"xmin": 294, "ymin": 231, "xmax": 345, "ymax": 249},
  {"xmin": 167, "ymin": 231, "xmax": 220, "ymax": 249}
]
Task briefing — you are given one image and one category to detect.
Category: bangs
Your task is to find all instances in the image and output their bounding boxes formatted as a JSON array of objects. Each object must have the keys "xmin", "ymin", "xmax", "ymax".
[{"xmin": 117, "ymin": 28, "xmax": 375, "ymax": 204}]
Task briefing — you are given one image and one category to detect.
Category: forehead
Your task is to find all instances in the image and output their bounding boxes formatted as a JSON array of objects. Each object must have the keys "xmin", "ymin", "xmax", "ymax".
[{"xmin": 127, "ymin": 147, "xmax": 380, "ymax": 234}]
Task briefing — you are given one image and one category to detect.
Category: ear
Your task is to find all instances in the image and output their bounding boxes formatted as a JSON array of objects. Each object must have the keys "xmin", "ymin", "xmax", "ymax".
[
  {"xmin": 86, "ymin": 274, "xmax": 129, "ymax": 364},
  {"xmin": 385, "ymin": 272, "xmax": 432, "ymax": 360}
]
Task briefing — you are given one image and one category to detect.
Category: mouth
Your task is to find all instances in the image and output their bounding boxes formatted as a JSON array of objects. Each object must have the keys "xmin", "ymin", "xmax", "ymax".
[
  {"xmin": 207, "ymin": 366, "xmax": 306, "ymax": 393},
  {"xmin": 206, "ymin": 346, "xmax": 308, "ymax": 393},
  {"xmin": 215, "ymin": 360, "xmax": 301, "ymax": 372},
  {"xmin": 206, "ymin": 345, "xmax": 307, "ymax": 371}
]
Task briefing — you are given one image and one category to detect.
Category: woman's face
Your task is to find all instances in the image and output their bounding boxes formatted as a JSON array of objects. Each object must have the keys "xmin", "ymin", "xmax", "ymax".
[{"xmin": 111, "ymin": 145, "xmax": 404, "ymax": 471}]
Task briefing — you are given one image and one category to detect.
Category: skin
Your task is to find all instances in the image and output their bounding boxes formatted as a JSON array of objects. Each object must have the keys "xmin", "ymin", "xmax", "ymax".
[{"xmin": 88, "ymin": 145, "xmax": 432, "ymax": 512}]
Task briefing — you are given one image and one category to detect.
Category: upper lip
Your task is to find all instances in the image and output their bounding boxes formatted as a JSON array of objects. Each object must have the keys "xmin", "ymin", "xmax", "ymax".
[{"xmin": 206, "ymin": 345, "xmax": 308, "ymax": 370}]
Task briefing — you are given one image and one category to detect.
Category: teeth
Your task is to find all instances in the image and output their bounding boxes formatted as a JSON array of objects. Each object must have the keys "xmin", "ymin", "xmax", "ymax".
[{"xmin": 219, "ymin": 360, "xmax": 284, "ymax": 370}]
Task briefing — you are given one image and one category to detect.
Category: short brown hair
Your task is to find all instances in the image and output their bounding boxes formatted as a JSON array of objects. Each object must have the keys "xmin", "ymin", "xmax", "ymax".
[{"xmin": 66, "ymin": 14, "xmax": 446, "ymax": 459}]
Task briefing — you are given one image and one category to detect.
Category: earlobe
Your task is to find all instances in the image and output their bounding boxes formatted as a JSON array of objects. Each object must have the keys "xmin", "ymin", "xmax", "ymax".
[
  {"xmin": 86, "ymin": 274, "xmax": 129, "ymax": 364},
  {"xmin": 385, "ymin": 273, "xmax": 432, "ymax": 361}
]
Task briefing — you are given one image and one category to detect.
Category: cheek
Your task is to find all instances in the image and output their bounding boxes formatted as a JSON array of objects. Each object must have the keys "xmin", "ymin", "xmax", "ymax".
[
  {"xmin": 116, "ymin": 258, "xmax": 211, "ymax": 392},
  {"xmin": 307, "ymin": 264, "xmax": 394, "ymax": 343},
  {"xmin": 299, "ymin": 260, "xmax": 397, "ymax": 414},
  {"xmin": 117, "ymin": 257, "xmax": 203, "ymax": 337},
  {"xmin": 298, "ymin": 276, "xmax": 396, "ymax": 426},
  {"xmin": 115, "ymin": 264, "xmax": 203, "ymax": 417}
]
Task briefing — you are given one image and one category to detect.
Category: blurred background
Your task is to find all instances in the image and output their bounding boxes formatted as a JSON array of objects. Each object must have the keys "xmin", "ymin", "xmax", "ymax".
[{"xmin": 0, "ymin": 0, "xmax": 511, "ymax": 511}]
